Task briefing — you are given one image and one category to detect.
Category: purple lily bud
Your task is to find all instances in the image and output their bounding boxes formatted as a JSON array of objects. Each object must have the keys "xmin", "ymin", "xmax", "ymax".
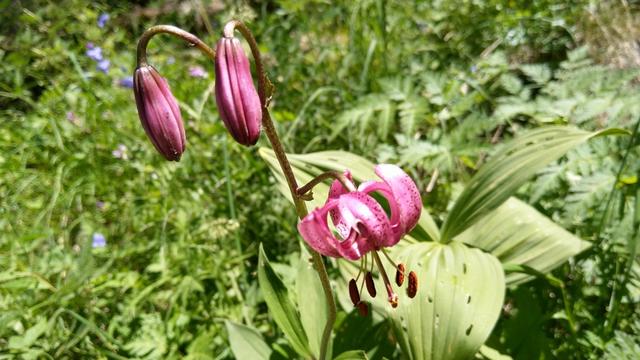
[
  {"xmin": 133, "ymin": 65, "xmax": 185, "ymax": 161},
  {"xmin": 214, "ymin": 37, "xmax": 262, "ymax": 146}
]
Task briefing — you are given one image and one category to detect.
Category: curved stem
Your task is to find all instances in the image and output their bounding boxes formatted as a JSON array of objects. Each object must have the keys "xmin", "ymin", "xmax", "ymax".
[
  {"xmin": 136, "ymin": 25, "xmax": 216, "ymax": 66},
  {"xmin": 226, "ymin": 20, "xmax": 335, "ymax": 360},
  {"xmin": 297, "ymin": 171, "xmax": 357, "ymax": 198}
]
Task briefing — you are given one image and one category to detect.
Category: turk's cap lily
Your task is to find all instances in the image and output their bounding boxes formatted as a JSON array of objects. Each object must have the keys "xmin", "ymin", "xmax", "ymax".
[
  {"xmin": 298, "ymin": 164, "xmax": 422, "ymax": 261},
  {"xmin": 215, "ymin": 36, "xmax": 262, "ymax": 146},
  {"xmin": 133, "ymin": 65, "xmax": 186, "ymax": 161}
]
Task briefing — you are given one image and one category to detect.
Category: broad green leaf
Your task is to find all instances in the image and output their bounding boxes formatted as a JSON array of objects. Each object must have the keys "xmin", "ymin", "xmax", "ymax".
[
  {"xmin": 225, "ymin": 321, "xmax": 272, "ymax": 360},
  {"xmin": 334, "ymin": 350, "xmax": 369, "ymax": 360},
  {"xmin": 440, "ymin": 126, "xmax": 627, "ymax": 242},
  {"xmin": 388, "ymin": 242, "xmax": 505, "ymax": 360},
  {"xmin": 257, "ymin": 244, "xmax": 311, "ymax": 358},
  {"xmin": 259, "ymin": 148, "xmax": 440, "ymax": 241},
  {"xmin": 456, "ymin": 197, "xmax": 590, "ymax": 285},
  {"xmin": 297, "ymin": 246, "xmax": 330, "ymax": 358},
  {"xmin": 476, "ymin": 345, "xmax": 513, "ymax": 360}
]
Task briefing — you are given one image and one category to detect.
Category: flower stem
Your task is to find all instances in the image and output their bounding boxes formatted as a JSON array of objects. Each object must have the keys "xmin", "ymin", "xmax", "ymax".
[
  {"xmin": 226, "ymin": 20, "xmax": 336, "ymax": 360},
  {"xmin": 297, "ymin": 171, "xmax": 357, "ymax": 198},
  {"xmin": 136, "ymin": 25, "xmax": 216, "ymax": 66}
]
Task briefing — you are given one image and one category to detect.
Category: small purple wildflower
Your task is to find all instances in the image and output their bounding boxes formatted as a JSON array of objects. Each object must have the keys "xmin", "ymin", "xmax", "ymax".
[
  {"xmin": 470, "ymin": 65, "xmax": 477, "ymax": 73},
  {"xmin": 86, "ymin": 46, "xmax": 103, "ymax": 61},
  {"xmin": 92, "ymin": 233, "xmax": 106, "ymax": 248},
  {"xmin": 97, "ymin": 13, "xmax": 109, "ymax": 28},
  {"xmin": 97, "ymin": 59, "xmax": 110, "ymax": 73},
  {"xmin": 118, "ymin": 76, "xmax": 134, "ymax": 88},
  {"xmin": 166, "ymin": 56, "xmax": 176, "ymax": 65},
  {"xmin": 96, "ymin": 201, "xmax": 106, "ymax": 210},
  {"xmin": 188, "ymin": 65, "xmax": 208, "ymax": 78},
  {"xmin": 66, "ymin": 111, "xmax": 78, "ymax": 125},
  {"xmin": 112, "ymin": 144, "xmax": 128, "ymax": 159}
]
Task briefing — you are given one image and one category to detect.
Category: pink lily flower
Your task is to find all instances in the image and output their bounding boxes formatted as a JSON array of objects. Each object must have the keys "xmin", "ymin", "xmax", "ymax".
[
  {"xmin": 298, "ymin": 164, "xmax": 422, "ymax": 260},
  {"xmin": 298, "ymin": 164, "xmax": 422, "ymax": 310}
]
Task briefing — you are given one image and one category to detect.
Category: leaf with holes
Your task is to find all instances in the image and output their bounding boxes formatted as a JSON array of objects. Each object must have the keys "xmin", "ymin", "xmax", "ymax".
[{"xmin": 386, "ymin": 242, "xmax": 505, "ymax": 360}]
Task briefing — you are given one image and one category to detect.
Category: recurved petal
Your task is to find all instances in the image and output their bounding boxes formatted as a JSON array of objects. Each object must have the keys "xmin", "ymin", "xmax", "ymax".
[
  {"xmin": 357, "ymin": 180, "xmax": 403, "ymax": 243},
  {"xmin": 336, "ymin": 192, "xmax": 393, "ymax": 254},
  {"xmin": 375, "ymin": 164, "xmax": 422, "ymax": 234},
  {"xmin": 298, "ymin": 200, "xmax": 341, "ymax": 258}
]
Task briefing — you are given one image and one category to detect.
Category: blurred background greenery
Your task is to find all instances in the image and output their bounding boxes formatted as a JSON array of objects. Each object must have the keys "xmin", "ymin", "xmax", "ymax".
[{"xmin": 1, "ymin": 0, "xmax": 639, "ymax": 358}]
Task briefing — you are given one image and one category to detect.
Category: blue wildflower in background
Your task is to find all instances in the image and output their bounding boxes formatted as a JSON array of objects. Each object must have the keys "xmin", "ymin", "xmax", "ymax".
[
  {"xmin": 97, "ymin": 13, "xmax": 109, "ymax": 28},
  {"xmin": 86, "ymin": 43, "xmax": 103, "ymax": 61},
  {"xmin": 118, "ymin": 76, "xmax": 134, "ymax": 88},
  {"xmin": 92, "ymin": 233, "xmax": 106, "ymax": 248},
  {"xmin": 97, "ymin": 59, "xmax": 110, "ymax": 73},
  {"xmin": 189, "ymin": 65, "xmax": 208, "ymax": 78}
]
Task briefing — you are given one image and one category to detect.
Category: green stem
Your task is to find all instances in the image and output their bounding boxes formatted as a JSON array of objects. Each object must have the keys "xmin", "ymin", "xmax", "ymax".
[
  {"xmin": 297, "ymin": 171, "xmax": 357, "ymax": 197},
  {"xmin": 136, "ymin": 25, "xmax": 216, "ymax": 66},
  {"xmin": 226, "ymin": 20, "xmax": 336, "ymax": 360}
]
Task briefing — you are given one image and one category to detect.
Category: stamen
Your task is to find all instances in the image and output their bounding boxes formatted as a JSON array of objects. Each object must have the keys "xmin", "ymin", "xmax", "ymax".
[
  {"xmin": 349, "ymin": 279, "xmax": 360, "ymax": 305},
  {"xmin": 365, "ymin": 272, "xmax": 376, "ymax": 297},
  {"xmin": 396, "ymin": 263, "xmax": 405, "ymax": 286},
  {"xmin": 357, "ymin": 301, "xmax": 369, "ymax": 317},
  {"xmin": 372, "ymin": 251, "xmax": 398, "ymax": 308},
  {"xmin": 407, "ymin": 271, "xmax": 418, "ymax": 298}
]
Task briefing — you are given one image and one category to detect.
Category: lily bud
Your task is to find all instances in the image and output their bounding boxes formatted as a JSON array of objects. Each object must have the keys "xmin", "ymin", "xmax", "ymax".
[
  {"xmin": 133, "ymin": 65, "xmax": 185, "ymax": 161},
  {"xmin": 215, "ymin": 36, "xmax": 262, "ymax": 146}
]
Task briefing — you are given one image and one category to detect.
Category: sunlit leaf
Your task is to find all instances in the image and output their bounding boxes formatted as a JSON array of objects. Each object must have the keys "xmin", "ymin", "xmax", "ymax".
[
  {"xmin": 297, "ymin": 246, "xmax": 330, "ymax": 358},
  {"xmin": 385, "ymin": 242, "xmax": 505, "ymax": 360},
  {"xmin": 225, "ymin": 321, "xmax": 272, "ymax": 360},
  {"xmin": 440, "ymin": 126, "xmax": 627, "ymax": 242},
  {"xmin": 257, "ymin": 244, "xmax": 311, "ymax": 357},
  {"xmin": 456, "ymin": 197, "xmax": 590, "ymax": 285}
]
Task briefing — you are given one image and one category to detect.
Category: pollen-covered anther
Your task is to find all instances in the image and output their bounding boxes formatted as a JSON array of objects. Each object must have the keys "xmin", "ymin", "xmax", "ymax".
[
  {"xmin": 407, "ymin": 271, "xmax": 418, "ymax": 298},
  {"xmin": 349, "ymin": 279, "xmax": 360, "ymax": 306},
  {"xmin": 357, "ymin": 301, "xmax": 369, "ymax": 317},
  {"xmin": 395, "ymin": 263, "xmax": 405, "ymax": 286},
  {"xmin": 365, "ymin": 272, "xmax": 377, "ymax": 297},
  {"xmin": 385, "ymin": 282, "xmax": 399, "ymax": 308},
  {"xmin": 389, "ymin": 293, "xmax": 399, "ymax": 308}
]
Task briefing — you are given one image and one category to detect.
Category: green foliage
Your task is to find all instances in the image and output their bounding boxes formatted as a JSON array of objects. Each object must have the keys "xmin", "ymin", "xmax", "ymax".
[{"xmin": 1, "ymin": 0, "xmax": 639, "ymax": 359}]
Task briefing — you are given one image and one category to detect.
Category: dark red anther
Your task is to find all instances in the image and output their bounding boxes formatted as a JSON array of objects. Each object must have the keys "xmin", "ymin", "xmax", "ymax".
[
  {"xmin": 407, "ymin": 271, "xmax": 418, "ymax": 298},
  {"xmin": 357, "ymin": 301, "xmax": 369, "ymax": 317},
  {"xmin": 365, "ymin": 272, "xmax": 376, "ymax": 297},
  {"xmin": 396, "ymin": 263, "xmax": 405, "ymax": 286},
  {"xmin": 349, "ymin": 279, "xmax": 360, "ymax": 305}
]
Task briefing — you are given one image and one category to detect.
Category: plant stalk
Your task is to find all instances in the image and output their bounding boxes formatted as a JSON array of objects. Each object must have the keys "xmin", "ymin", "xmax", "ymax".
[
  {"xmin": 136, "ymin": 25, "xmax": 216, "ymax": 66},
  {"xmin": 227, "ymin": 20, "xmax": 336, "ymax": 360}
]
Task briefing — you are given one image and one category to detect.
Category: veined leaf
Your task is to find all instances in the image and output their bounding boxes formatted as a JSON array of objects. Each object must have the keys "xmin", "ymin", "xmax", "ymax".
[
  {"xmin": 225, "ymin": 321, "xmax": 272, "ymax": 360},
  {"xmin": 297, "ymin": 246, "xmax": 330, "ymax": 358},
  {"xmin": 257, "ymin": 244, "xmax": 311, "ymax": 358},
  {"xmin": 258, "ymin": 148, "xmax": 440, "ymax": 242},
  {"xmin": 440, "ymin": 126, "xmax": 627, "ymax": 242},
  {"xmin": 388, "ymin": 242, "xmax": 505, "ymax": 360},
  {"xmin": 334, "ymin": 350, "xmax": 369, "ymax": 360},
  {"xmin": 456, "ymin": 197, "xmax": 590, "ymax": 285}
]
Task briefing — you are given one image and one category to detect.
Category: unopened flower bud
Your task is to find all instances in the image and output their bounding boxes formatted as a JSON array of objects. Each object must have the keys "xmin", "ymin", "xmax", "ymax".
[
  {"xmin": 215, "ymin": 36, "xmax": 262, "ymax": 146},
  {"xmin": 133, "ymin": 65, "xmax": 185, "ymax": 161}
]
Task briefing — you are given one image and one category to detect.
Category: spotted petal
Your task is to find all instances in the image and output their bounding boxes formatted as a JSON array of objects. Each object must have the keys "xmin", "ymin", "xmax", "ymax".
[{"xmin": 374, "ymin": 164, "xmax": 422, "ymax": 235}]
